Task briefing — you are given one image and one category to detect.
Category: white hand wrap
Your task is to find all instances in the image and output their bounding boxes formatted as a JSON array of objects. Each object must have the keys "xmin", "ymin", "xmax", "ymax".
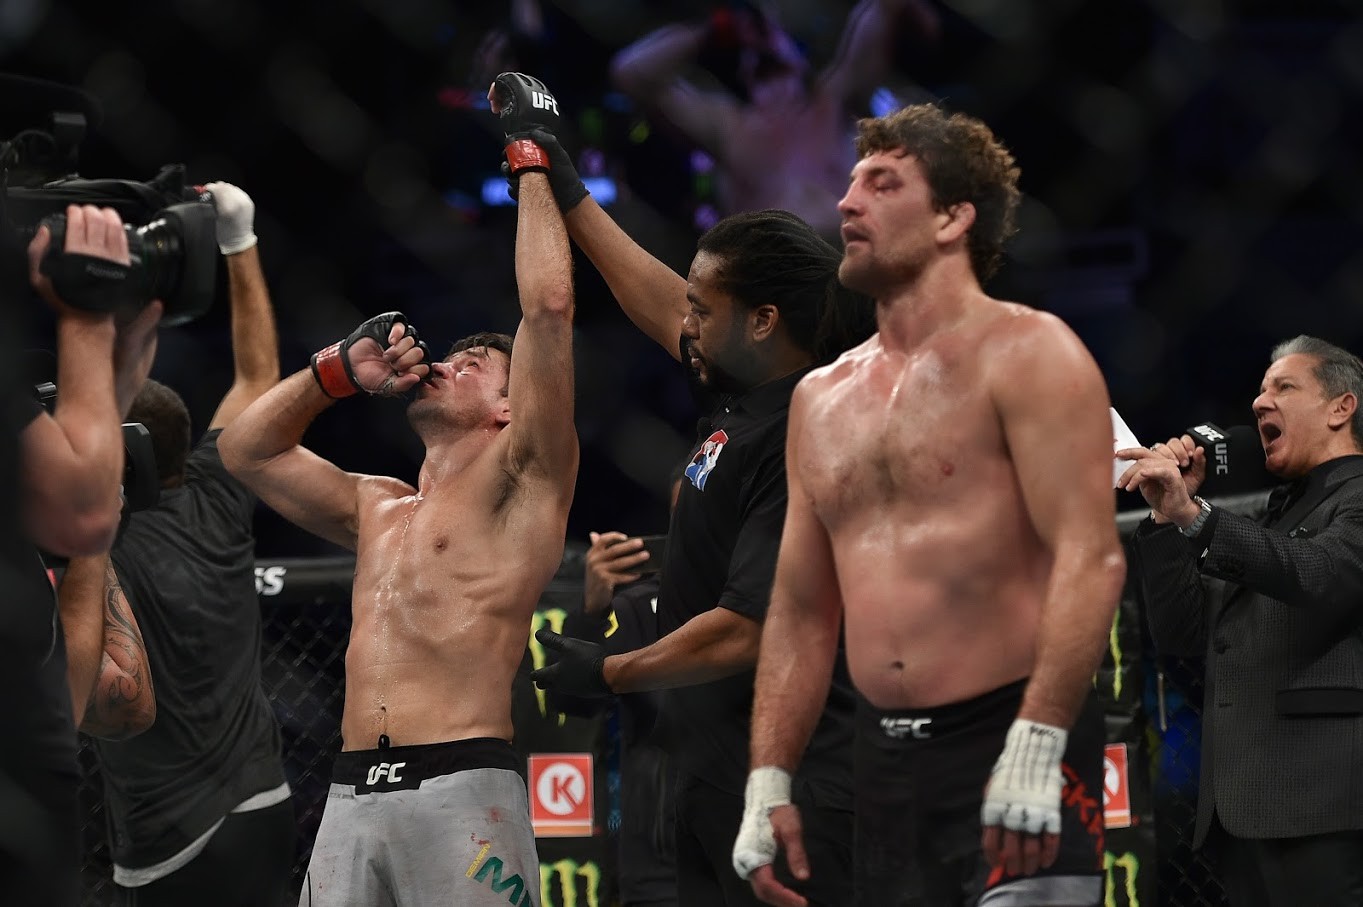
[
  {"xmin": 204, "ymin": 181, "xmax": 258, "ymax": 255},
  {"xmin": 980, "ymin": 718, "xmax": 1067, "ymax": 835},
  {"xmin": 731, "ymin": 766, "xmax": 791, "ymax": 881}
]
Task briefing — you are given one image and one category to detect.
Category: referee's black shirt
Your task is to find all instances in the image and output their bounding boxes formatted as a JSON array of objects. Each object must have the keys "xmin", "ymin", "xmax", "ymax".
[{"xmin": 657, "ymin": 365, "xmax": 854, "ymax": 803}]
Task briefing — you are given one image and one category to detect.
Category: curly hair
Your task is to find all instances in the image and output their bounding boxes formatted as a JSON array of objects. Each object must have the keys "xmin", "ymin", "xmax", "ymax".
[{"xmin": 855, "ymin": 103, "xmax": 1021, "ymax": 282}]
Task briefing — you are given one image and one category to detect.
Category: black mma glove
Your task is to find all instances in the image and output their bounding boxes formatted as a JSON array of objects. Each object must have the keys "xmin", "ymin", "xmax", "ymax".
[
  {"xmin": 310, "ymin": 311, "xmax": 431, "ymax": 399},
  {"xmin": 490, "ymin": 72, "xmax": 563, "ymax": 175},
  {"xmin": 529, "ymin": 628, "xmax": 612, "ymax": 698},
  {"xmin": 501, "ymin": 128, "xmax": 589, "ymax": 212}
]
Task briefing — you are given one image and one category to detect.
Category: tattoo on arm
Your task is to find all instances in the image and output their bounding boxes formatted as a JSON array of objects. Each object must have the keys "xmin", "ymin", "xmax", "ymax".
[{"xmin": 81, "ymin": 562, "xmax": 156, "ymax": 739}]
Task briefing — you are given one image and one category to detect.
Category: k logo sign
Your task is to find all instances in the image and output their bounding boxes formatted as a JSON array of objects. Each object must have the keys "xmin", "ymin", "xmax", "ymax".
[{"xmin": 529, "ymin": 754, "xmax": 593, "ymax": 837}]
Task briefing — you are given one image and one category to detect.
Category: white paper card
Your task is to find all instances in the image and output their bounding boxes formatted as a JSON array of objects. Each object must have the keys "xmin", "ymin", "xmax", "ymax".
[{"xmin": 1111, "ymin": 407, "xmax": 1142, "ymax": 487}]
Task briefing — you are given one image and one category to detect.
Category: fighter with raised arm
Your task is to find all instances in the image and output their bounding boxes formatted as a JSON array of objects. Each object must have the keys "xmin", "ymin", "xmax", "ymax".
[
  {"xmin": 219, "ymin": 74, "xmax": 578, "ymax": 907},
  {"xmin": 734, "ymin": 103, "xmax": 1126, "ymax": 907}
]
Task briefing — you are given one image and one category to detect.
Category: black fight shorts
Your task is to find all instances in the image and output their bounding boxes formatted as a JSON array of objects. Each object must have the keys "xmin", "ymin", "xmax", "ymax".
[{"xmin": 854, "ymin": 679, "xmax": 1104, "ymax": 907}]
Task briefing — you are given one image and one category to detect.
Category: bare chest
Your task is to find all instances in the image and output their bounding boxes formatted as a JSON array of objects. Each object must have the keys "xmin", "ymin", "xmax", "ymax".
[
  {"xmin": 728, "ymin": 105, "xmax": 854, "ymax": 183},
  {"xmin": 797, "ymin": 353, "xmax": 997, "ymax": 520}
]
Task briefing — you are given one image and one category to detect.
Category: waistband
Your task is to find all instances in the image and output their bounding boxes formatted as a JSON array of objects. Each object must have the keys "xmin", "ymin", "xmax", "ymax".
[
  {"xmin": 858, "ymin": 678, "xmax": 1027, "ymax": 742},
  {"xmin": 332, "ymin": 737, "xmax": 523, "ymax": 793}
]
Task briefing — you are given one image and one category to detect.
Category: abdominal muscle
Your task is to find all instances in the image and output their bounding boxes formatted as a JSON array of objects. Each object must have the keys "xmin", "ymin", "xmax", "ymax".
[
  {"xmin": 338, "ymin": 481, "xmax": 561, "ymax": 750},
  {"xmin": 834, "ymin": 502, "xmax": 1046, "ymax": 710}
]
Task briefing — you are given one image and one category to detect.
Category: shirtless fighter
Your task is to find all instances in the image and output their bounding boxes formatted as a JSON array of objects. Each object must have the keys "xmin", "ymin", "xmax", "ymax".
[
  {"xmin": 732, "ymin": 103, "xmax": 1126, "ymax": 906},
  {"xmin": 219, "ymin": 75, "xmax": 578, "ymax": 907}
]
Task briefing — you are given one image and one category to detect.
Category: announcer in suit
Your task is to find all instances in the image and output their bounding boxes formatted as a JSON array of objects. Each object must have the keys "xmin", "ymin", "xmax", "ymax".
[{"xmin": 1117, "ymin": 334, "xmax": 1363, "ymax": 907}]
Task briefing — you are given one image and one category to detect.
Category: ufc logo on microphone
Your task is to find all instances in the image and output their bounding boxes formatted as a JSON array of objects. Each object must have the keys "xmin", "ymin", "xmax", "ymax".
[
  {"xmin": 1190, "ymin": 424, "xmax": 1225, "ymax": 442},
  {"xmin": 1213, "ymin": 442, "xmax": 1229, "ymax": 474},
  {"xmin": 530, "ymin": 91, "xmax": 558, "ymax": 115},
  {"xmin": 365, "ymin": 761, "xmax": 406, "ymax": 785}
]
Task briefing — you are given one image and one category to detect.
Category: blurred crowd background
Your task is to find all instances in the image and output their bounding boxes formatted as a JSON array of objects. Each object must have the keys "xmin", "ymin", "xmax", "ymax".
[{"xmin": 5, "ymin": 0, "xmax": 1363, "ymax": 558}]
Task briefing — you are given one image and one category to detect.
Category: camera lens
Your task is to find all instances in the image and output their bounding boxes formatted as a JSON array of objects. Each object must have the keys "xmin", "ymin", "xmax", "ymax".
[{"xmin": 127, "ymin": 216, "xmax": 183, "ymax": 304}]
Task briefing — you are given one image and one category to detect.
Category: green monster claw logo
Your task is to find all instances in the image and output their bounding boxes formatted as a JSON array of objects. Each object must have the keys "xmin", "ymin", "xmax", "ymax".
[
  {"xmin": 1104, "ymin": 850, "xmax": 1140, "ymax": 907},
  {"xmin": 1108, "ymin": 607, "xmax": 1123, "ymax": 700},
  {"xmin": 539, "ymin": 858, "xmax": 603, "ymax": 907}
]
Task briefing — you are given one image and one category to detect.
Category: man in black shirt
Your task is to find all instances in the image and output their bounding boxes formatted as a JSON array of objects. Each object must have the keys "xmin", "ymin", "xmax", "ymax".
[
  {"xmin": 519, "ymin": 103, "xmax": 875, "ymax": 905},
  {"xmin": 58, "ymin": 182, "xmax": 292, "ymax": 906}
]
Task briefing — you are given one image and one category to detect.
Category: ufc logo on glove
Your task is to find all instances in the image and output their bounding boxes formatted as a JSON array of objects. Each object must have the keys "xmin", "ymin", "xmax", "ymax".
[{"xmin": 530, "ymin": 91, "xmax": 558, "ymax": 114}]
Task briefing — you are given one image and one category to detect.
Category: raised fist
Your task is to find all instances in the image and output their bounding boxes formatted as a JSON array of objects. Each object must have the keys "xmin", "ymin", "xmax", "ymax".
[
  {"xmin": 488, "ymin": 72, "xmax": 562, "ymax": 139},
  {"xmin": 203, "ymin": 181, "xmax": 257, "ymax": 255},
  {"xmin": 488, "ymin": 73, "xmax": 563, "ymax": 176},
  {"xmin": 310, "ymin": 312, "xmax": 431, "ymax": 399}
]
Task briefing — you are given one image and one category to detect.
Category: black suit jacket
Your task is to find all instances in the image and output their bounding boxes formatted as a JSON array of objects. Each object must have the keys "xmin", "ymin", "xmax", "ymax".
[{"xmin": 1131, "ymin": 455, "xmax": 1363, "ymax": 846}]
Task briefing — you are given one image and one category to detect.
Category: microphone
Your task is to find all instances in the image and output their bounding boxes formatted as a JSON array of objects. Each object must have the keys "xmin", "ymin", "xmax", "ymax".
[{"xmin": 1184, "ymin": 422, "xmax": 1273, "ymax": 496}]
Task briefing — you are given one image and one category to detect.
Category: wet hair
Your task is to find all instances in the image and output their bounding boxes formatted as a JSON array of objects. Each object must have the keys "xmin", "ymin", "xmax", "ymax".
[
  {"xmin": 447, "ymin": 332, "xmax": 515, "ymax": 395},
  {"xmin": 855, "ymin": 103, "xmax": 1022, "ymax": 282},
  {"xmin": 696, "ymin": 209, "xmax": 876, "ymax": 364},
  {"xmin": 126, "ymin": 379, "xmax": 191, "ymax": 486},
  {"xmin": 1270, "ymin": 335, "xmax": 1363, "ymax": 447}
]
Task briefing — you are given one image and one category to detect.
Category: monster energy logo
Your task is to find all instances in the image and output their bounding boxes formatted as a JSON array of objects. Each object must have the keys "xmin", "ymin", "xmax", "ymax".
[
  {"xmin": 1104, "ymin": 850, "xmax": 1141, "ymax": 907},
  {"xmin": 530, "ymin": 608, "xmax": 569, "ymax": 724},
  {"xmin": 539, "ymin": 858, "xmax": 602, "ymax": 907},
  {"xmin": 1107, "ymin": 606, "xmax": 1123, "ymax": 700}
]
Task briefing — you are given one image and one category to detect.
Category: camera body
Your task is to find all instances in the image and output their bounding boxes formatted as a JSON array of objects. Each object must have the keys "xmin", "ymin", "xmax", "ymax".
[{"xmin": 1, "ymin": 101, "xmax": 218, "ymax": 326}]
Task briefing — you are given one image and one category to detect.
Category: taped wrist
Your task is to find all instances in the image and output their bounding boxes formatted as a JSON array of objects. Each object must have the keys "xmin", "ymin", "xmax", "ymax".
[
  {"xmin": 310, "ymin": 342, "xmax": 359, "ymax": 399},
  {"xmin": 744, "ymin": 765, "xmax": 792, "ymax": 812},
  {"xmin": 505, "ymin": 138, "xmax": 550, "ymax": 175}
]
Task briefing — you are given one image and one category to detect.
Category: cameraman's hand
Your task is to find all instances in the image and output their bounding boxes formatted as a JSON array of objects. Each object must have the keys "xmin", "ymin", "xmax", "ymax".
[
  {"xmin": 28, "ymin": 205, "xmax": 130, "ymax": 320},
  {"xmin": 204, "ymin": 181, "xmax": 258, "ymax": 255}
]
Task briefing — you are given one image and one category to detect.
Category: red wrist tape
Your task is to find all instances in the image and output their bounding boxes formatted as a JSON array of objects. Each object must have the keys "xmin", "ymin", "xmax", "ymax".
[
  {"xmin": 505, "ymin": 139, "xmax": 550, "ymax": 174},
  {"xmin": 310, "ymin": 343, "xmax": 357, "ymax": 399}
]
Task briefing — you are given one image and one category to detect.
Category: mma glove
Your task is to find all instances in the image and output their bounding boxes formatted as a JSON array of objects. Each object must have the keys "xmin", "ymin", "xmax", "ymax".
[
  {"xmin": 203, "ymin": 181, "xmax": 258, "ymax": 255},
  {"xmin": 980, "ymin": 718, "xmax": 1067, "ymax": 835},
  {"xmin": 310, "ymin": 311, "xmax": 431, "ymax": 399},
  {"xmin": 490, "ymin": 71, "xmax": 563, "ymax": 177},
  {"xmin": 501, "ymin": 128, "xmax": 589, "ymax": 213},
  {"xmin": 529, "ymin": 628, "xmax": 611, "ymax": 698},
  {"xmin": 732, "ymin": 766, "xmax": 792, "ymax": 880}
]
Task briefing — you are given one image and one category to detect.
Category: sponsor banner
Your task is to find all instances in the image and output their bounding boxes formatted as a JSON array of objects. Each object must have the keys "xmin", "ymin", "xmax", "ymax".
[
  {"xmin": 1103, "ymin": 742, "xmax": 1132, "ymax": 829},
  {"xmin": 529, "ymin": 753, "xmax": 594, "ymax": 837}
]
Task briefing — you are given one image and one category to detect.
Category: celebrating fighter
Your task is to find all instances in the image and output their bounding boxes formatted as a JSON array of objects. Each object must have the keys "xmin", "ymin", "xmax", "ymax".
[
  {"xmin": 219, "ymin": 74, "xmax": 578, "ymax": 906},
  {"xmin": 734, "ymin": 103, "xmax": 1126, "ymax": 907}
]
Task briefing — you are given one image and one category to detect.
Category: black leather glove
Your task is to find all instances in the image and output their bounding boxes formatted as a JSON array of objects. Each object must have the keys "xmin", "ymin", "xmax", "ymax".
[
  {"xmin": 529, "ymin": 628, "xmax": 612, "ymax": 698},
  {"xmin": 490, "ymin": 71, "xmax": 564, "ymax": 176},
  {"xmin": 500, "ymin": 128, "xmax": 589, "ymax": 212},
  {"xmin": 310, "ymin": 311, "xmax": 432, "ymax": 399}
]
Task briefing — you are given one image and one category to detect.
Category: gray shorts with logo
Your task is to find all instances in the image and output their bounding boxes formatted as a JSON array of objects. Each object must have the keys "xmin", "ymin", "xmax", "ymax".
[{"xmin": 299, "ymin": 737, "xmax": 541, "ymax": 907}]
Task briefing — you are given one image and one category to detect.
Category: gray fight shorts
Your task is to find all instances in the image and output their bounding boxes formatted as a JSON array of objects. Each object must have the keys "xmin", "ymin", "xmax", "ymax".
[{"xmin": 299, "ymin": 737, "xmax": 541, "ymax": 907}]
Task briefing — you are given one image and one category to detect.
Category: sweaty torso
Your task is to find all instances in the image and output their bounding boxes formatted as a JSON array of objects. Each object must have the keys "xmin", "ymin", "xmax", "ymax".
[
  {"xmin": 794, "ymin": 311, "xmax": 1049, "ymax": 710},
  {"xmin": 342, "ymin": 456, "xmax": 566, "ymax": 749},
  {"xmin": 720, "ymin": 92, "xmax": 855, "ymax": 239}
]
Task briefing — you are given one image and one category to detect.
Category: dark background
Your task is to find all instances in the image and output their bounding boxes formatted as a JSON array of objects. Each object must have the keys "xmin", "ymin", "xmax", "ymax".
[{"xmin": 5, "ymin": 0, "xmax": 1362, "ymax": 557}]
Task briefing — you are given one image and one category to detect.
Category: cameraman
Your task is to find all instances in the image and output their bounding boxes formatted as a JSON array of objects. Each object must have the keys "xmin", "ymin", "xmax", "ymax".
[
  {"xmin": 63, "ymin": 182, "xmax": 293, "ymax": 907},
  {"xmin": 1, "ymin": 205, "xmax": 161, "ymax": 907}
]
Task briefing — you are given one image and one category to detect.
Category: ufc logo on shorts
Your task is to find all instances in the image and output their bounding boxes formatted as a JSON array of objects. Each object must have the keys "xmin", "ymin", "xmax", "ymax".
[
  {"xmin": 880, "ymin": 717, "xmax": 933, "ymax": 740},
  {"xmin": 530, "ymin": 91, "xmax": 558, "ymax": 115},
  {"xmin": 365, "ymin": 761, "xmax": 406, "ymax": 785}
]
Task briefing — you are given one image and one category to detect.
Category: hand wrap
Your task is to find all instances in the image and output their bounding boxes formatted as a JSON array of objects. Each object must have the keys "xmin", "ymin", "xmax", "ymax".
[
  {"xmin": 203, "ymin": 181, "xmax": 258, "ymax": 255},
  {"xmin": 732, "ymin": 766, "xmax": 792, "ymax": 880},
  {"xmin": 980, "ymin": 718, "xmax": 1068, "ymax": 835}
]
